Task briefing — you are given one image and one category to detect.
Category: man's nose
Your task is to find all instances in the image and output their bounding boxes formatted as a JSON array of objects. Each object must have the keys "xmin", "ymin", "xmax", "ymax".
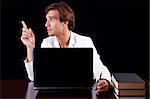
[{"xmin": 45, "ymin": 20, "xmax": 50, "ymax": 27}]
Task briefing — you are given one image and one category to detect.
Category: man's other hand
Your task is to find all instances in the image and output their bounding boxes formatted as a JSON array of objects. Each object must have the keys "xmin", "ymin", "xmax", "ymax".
[{"xmin": 95, "ymin": 79, "xmax": 110, "ymax": 94}]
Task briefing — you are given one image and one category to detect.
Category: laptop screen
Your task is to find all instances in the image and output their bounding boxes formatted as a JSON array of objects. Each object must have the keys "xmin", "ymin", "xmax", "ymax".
[{"xmin": 33, "ymin": 48, "xmax": 93, "ymax": 89}]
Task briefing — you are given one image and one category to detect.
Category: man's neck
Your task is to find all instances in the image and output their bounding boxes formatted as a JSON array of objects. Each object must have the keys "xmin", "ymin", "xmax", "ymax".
[{"xmin": 56, "ymin": 30, "xmax": 71, "ymax": 48}]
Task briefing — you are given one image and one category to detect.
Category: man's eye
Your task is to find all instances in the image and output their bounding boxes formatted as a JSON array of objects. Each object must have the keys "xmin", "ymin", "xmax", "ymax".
[{"xmin": 49, "ymin": 17, "xmax": 54, "ymax": 22}]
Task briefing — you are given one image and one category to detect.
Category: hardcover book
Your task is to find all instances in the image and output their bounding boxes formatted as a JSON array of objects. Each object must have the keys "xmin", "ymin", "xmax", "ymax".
[{"xmin": 111, "ymin": 73, "xmax": 145, "ymax": 90}]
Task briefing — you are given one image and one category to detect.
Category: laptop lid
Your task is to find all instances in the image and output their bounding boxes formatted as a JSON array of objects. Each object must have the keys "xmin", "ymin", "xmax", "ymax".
[{"xmin": 33, "ymin": 48, "xmax": 93, "ymax": 90}]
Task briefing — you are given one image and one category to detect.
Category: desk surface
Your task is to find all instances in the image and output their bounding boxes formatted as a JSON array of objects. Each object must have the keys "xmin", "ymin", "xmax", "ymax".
[
  {"xmin": 1, "ymin": 80, "xmax": 115, "ymax": 99},
  {"xmin": 1, "ymin": 80, "xmax": 149, "ymax": 99}
]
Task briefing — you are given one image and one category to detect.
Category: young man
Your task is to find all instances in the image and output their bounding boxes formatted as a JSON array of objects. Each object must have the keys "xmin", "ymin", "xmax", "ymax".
[{"xmin": 20, "ymin": 1, "xmax": 111, "ymax": 94}]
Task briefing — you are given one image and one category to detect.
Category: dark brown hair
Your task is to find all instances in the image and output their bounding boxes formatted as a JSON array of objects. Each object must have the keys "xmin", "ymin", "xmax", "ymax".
[{"xmin": 45, "ymin": 1, "xmax": 75, "ymax": 30}]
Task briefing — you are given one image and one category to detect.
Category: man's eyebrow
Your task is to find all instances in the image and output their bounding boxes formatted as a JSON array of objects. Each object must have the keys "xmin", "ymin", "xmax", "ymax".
[
  {"xmin": 48, "ymin": 16, "xmax": 55, "ymax": 18},
  {"xmin": 45, "ymin": 16, "xmax": 52, "ymax": 20},
  {"xmin": 46, "ymin": 16, "xmax": 56, "ymax": 18}
]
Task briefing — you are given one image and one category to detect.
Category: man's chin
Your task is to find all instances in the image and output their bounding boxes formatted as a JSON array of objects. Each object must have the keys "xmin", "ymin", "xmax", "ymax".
[{"xmin": 48, "ymin": 32, "xmax": 54, "ymax": 36}]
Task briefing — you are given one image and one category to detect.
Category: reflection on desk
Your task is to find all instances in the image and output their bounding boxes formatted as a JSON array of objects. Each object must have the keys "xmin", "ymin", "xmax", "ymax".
[
  {"xmin": 1, "ymin": 80, "xmax": 115, "ymax": 99},
  {"xmin": 0, "ymin": 80, "xmax": 149, "ymax": 99}
]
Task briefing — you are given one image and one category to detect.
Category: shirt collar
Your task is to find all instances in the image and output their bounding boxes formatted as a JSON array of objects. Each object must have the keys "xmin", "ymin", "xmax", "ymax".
[{"xmin": 53, "ymin": 31, "xmax": 76, "ymax": 47}]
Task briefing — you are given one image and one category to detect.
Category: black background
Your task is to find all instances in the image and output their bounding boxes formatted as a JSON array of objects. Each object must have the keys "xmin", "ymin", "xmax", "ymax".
[{"xmin": 1, "ymin": 0, "xmax": 149, "ymax": 80}]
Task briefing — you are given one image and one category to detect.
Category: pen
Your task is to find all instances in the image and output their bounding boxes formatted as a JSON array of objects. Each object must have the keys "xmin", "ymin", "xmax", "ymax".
[
  {"xmin": 99, "ymin": 72, "xmax": 102, "ymax": 80},
  {"xmin": 95, "ymin": 72, "xmax": 102, "ymax": 95},
  {"xmin": 95, "ymin": 72, "xmax": 102, "ymax": 85}
]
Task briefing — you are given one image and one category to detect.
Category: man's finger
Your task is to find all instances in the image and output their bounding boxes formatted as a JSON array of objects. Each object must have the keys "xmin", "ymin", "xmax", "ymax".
[
  {"xmin": 29, "ymin": 28, "xmax": 35, "ymax": 37},
  {"xmin": 21, "ymin": 21, "xmax": 27, "ymax": 28}
]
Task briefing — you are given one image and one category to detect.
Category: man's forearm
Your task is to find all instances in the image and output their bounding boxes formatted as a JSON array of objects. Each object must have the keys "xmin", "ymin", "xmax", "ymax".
[{"xmin": 27, "ymin": 47, "xmax": 33, "ymax": 62}]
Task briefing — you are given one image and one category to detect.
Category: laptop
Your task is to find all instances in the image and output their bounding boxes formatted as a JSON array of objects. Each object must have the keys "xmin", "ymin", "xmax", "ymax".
[{"xmin": 33, "ymin": 48, "xmax": 93, "ymax": 93}]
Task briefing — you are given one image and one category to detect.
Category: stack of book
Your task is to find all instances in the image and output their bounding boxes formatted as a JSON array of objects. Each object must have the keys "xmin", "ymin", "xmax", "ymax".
[{"xmin": 111, "ymin": 73, "xmax": 145, "ymax": 99}]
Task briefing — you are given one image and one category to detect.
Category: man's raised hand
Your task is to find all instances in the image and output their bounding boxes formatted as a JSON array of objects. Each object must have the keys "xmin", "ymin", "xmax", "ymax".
[{"xmin": 20, "ymin": 21, "xmax": 35, "ymax": 48}]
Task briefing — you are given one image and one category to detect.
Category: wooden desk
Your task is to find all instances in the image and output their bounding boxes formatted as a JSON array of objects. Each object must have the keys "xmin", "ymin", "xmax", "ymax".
[
  {"xmin": 1, "ymin": 80, "xmax": 115, "ymax": 99},
  {"xmin": 1, "ymin": 80, "xmax": 149, "ymax": 99}
]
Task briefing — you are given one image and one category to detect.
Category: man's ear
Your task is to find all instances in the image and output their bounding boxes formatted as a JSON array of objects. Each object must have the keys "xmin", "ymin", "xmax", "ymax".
[
  {"xmin": 63, "ymin": 21, "xmax": 69, "ymax": 28},
  {"xmin": 65, "ymin": 21, "xmax": 69, "ymax": 25}
]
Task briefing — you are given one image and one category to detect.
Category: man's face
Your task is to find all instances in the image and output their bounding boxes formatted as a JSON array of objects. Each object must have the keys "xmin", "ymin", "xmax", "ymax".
[{"xmin": 45, "ymin": 10, "xmax": 64, "ymax": 36}]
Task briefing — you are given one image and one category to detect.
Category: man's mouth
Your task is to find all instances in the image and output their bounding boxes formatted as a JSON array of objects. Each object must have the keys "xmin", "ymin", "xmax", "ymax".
[{"xmin": 47, "ymin": 29, "xmax": 52, "ymax": 32}]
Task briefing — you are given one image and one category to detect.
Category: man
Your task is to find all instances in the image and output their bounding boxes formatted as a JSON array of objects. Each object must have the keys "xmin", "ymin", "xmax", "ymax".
[{"xmin": 20, "ymin": 1, "xmax": 111, "ymax": 94}]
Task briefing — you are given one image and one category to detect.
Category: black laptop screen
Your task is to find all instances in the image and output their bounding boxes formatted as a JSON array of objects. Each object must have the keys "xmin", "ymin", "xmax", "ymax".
[{"xmin": 33, "ymin": 48, "xmax": 93, "ymax": 88}]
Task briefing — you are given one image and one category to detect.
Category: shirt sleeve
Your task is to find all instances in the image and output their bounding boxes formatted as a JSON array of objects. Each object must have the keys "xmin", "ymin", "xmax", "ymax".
[
  {"xmin": 87, "ymin": 37, "xmax": 111, "ymax": 83},
  {"xmin": 24, "ymin": 59, "xmax": 34, "ymax": 81}
]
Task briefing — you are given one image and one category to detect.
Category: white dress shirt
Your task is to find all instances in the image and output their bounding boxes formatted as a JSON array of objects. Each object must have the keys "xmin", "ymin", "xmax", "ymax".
[{"xmin": 24, "ymin": 31, "xmax": 111, "ymax": 83}]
